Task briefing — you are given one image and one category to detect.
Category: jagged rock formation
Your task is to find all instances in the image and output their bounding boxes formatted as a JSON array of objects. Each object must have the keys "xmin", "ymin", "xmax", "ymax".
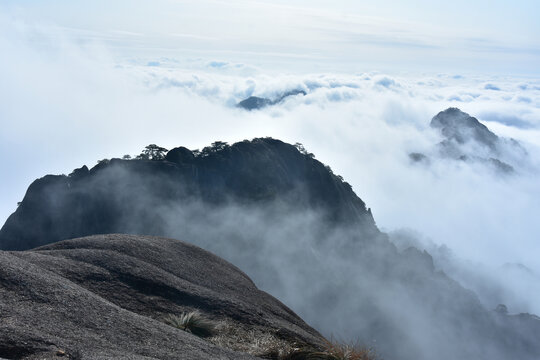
[
  {"xmin": 2, "ymin": 137, "xmax": 540, "ymax": 360},
  {"xmin": 237, "ymin": 90, "xmax": 306, "ymax": 110},
  {"xmin": 0, "ymin": 234, "xmax": 323, "ymax": 359},
  {"xmin": 410, "ymin": 108, "xmax": 526, "ymax": 173}
]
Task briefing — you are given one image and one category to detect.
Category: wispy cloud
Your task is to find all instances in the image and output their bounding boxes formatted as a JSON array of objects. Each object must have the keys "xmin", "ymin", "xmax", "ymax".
[
  {"xmin": 169, "ymin": 32, "xmax": 220, "ymax": 41},
  {"xmin": 2, "ymin": 0, "xmax": 539, "ymax": 74}
]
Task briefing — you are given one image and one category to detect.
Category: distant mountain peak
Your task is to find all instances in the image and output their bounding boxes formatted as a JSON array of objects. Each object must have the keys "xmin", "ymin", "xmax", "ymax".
[
  {"xmin": 430, "ymin": 107, "xmax": 499, "ymax": 149},
  {"xmin": 237, "ymin": 89, "xmax": 307, "ymax": 110},
  {"xmin": 409, "ymin": 108, "xmax": 525, "ymax": 174}
]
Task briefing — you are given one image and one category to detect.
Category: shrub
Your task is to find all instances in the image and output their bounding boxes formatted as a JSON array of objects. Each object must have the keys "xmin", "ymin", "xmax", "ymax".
[
  {"xmin": 164, "ymin": 311, "xmax": 217, "ymax": 338},
  {"xmin": 138, "ymin": 144, "xmax": 168, "ymax": 160}
]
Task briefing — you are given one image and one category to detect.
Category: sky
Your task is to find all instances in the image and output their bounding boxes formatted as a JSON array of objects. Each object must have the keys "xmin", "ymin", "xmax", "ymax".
[
  {"xmin": 1, "ymin": 0, "xmax": 539, "ymax": 74},
  {"xmin": 1, "ymin": 0, "xmax": 540, "ymax": 313}
]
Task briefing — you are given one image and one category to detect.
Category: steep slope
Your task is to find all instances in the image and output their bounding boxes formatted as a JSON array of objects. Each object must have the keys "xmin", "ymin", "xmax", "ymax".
[{"xmin": 0, "ymin": 234, "xmax": 323, "ymax": 359}]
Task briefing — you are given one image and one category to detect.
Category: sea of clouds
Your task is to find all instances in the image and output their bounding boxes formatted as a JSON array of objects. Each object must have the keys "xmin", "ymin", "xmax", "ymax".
[{"xmin": 1, "ymin": 16, "xmax": 540, "ymax": 319}]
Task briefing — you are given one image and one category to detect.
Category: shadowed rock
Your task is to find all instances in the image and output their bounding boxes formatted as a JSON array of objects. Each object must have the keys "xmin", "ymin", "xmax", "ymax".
[{"xmin": 0, "ymin": 138, "xmax": 376, "ymax": 251}]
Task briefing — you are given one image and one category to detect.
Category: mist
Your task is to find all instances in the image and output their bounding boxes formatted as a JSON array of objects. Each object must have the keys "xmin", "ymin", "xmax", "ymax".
[
  {"xmin": 2, "ymin": 29, "xmax": 539, "ymax": 271},
  {"xmin": 2, "ymin": 6, "xmax": 540, "ymax": 360},
  {"xmin": 7, "ymin": 155, "xmax": 534, "ymax": 360}
]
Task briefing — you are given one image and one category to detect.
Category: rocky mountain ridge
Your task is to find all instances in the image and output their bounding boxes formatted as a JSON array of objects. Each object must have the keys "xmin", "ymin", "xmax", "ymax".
[
  {"xmin": 0, "ymin": 138, "xmax": 376, "ymax": 251},
  {"xmin": 1, "ymin": 136, "xmax": 539, "ymax": 360}
]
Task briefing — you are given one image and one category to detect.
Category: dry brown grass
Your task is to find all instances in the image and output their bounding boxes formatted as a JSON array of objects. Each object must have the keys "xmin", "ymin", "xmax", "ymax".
[
  {"xmin": 279, "ymin": 338, "xmax": 377, "ymax": 360},
  {"xmin": 208, "ymin": 321, "xmax": 295, "ymax": 358},
  {"xmin": 319, "ymin": 338, "xmax": 376, "ymax": 360},
  {"xmin": 166, "ymin": 314, "xmax": 377, "ymax": 360},
  {"xmin": 209, "ymin": 321, "xmax": 377, "ymax": 360}
]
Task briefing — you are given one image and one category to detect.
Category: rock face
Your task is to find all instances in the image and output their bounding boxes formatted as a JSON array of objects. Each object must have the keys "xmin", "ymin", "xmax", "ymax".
[
  {"xmin": 0, "ymin": 138, "xmax": 376, "ymax": 251},
  {"xmin": 0, "ymin": 234, "xmax": 323, "ymax": 359}
]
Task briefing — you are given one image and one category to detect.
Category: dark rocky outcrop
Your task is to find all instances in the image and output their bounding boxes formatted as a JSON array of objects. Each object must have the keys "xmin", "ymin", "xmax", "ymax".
[
  {"xmin": 237, "ymin": 96, "xmax": 273, "ymax": 110},
  {"xmin": 164, "ymin": 146, "xmax": 196, "ymax": 164},
  {"xmin": 237, "ymin": 90, "xmax": 306, "ymax": 110},
  {"xmin": 0, "ymin": 234, "xmax": 323, "ymax": 359},
  {"xmin": 0, "ymin": 138, "xmax": 376, "ymax": 251}
]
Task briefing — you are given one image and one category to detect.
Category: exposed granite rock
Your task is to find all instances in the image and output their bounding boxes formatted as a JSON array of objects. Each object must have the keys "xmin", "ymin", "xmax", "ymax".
[{"xmin": 0, "ymin": 234, "xmax": 323, "ymax": 359}]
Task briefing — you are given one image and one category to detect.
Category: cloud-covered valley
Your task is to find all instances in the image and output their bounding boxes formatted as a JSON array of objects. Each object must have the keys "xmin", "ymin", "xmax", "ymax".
[{"xmin": 2, "ymin": 14, "xmax": 540, "ymax": 334}]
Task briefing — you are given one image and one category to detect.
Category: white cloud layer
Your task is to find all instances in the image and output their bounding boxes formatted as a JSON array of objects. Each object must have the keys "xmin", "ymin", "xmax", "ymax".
[{"xmin": 1, "ymin": 11, "xmax": 540, "ymax": 318}]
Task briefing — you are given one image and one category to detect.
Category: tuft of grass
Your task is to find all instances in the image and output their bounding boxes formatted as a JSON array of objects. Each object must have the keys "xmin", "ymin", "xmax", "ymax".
[{"xmin": 164, "ymin": 311, "xmax": 217, "ymax": 338}]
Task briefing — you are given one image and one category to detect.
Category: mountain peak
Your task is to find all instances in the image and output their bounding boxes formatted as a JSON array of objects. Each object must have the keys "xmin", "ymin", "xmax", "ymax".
[
  {"xmin": 0, "ymin": 138, "xmax": 377, "ymax": 251},
  {"xmin": 430, "ymin": 107, "xmax": 499, "ymax": 149}
]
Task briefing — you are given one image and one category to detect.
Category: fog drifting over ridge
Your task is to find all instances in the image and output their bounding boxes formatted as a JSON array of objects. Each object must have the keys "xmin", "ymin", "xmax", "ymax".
[{"xmin": 1, "ymin": 10, "xmax": 540, "ymax": 321}]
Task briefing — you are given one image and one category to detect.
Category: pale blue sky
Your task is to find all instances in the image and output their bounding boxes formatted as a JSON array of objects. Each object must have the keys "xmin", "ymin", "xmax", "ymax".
[{"xmin": 2, "ymin": 0, "xmax": 539, "ymax": 74}]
